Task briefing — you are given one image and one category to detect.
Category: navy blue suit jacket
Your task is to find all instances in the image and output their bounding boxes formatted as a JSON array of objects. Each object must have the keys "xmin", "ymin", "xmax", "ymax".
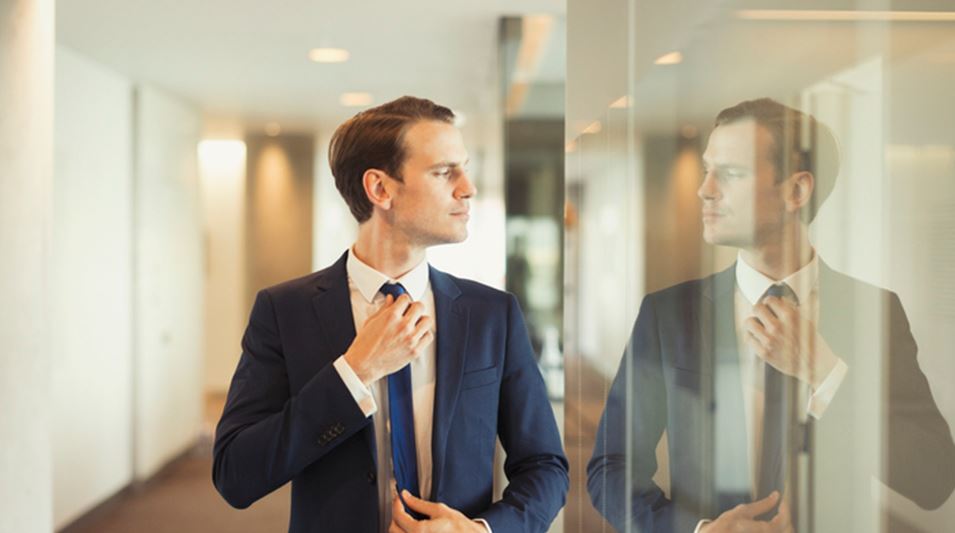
[
  {"xmin": 587, "ymin": 262, "xmax": 955, "ymax": 532},
  {"xmin": 213, "ymin": 252, "xmax": 568, "ymax": 532}
]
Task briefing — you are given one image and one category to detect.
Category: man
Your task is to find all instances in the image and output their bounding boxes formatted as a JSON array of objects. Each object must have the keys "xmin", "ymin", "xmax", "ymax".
[
  {"xmin": 587, "ymin": 98, "xmax": 955, "ymax": 532},
  {"xmin": 213, "ymin": 96, "xmax": 568, "ymax": 533}
]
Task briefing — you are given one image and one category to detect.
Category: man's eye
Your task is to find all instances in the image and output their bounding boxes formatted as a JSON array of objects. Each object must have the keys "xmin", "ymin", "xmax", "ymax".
[{"xmin": 435, "ymin": 168, "xmax": 452, "ymax": 177}]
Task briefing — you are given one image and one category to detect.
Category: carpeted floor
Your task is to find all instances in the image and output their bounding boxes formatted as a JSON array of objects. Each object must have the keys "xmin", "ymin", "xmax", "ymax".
[
  {"xmin": 60, "ymin": 393, "xmax": 290, "ymax": 533},
  {"xmin": 60, "ymin": 443, "xmax": 290, "ymax": 533}
]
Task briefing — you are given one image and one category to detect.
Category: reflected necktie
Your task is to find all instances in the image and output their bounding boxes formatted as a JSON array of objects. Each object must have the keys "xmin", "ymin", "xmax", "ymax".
[
  {"xmin": 379, "ymin": 282, "xmax": 421, "ymax": 502},
  {"xmin": 755, "ymin": 282, "xmax": 799, "ymax": 509}
]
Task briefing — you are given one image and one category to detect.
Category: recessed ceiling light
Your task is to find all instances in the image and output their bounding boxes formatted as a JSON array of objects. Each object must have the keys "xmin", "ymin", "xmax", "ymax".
[
  {"xmin": 340, "ymin": 92, "xmax": 373, "ymax": 107},
  {"xmin": 610, "ymin": 95, "xmax": 630, "ymax": 109},
  {"xmin": 681, "ymin": 125, "xmax": 699, "ymax": 139},
  {"xmin": 655, "ymin": 51, "xmax": 683, "ymax": 65},
  {"xmin": 264, "ymin": 122, "xmax": 281, "ymax": 137},
  {"xmin": 582, "ymin": 121, "xmax": 602, "ymax": 134},
  {"xmin": 308, "ymin": 48, "xmax": 350, "ymax": 63}
]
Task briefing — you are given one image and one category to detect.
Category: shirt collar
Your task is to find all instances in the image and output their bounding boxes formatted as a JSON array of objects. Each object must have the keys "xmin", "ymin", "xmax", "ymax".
[
  {"xmin": 735, "ymin": 250, "xmax": 818, "ymax": 306},
  {"xmin": 346, "ymin": 246, "xmax": 430, "ymax": 304}
]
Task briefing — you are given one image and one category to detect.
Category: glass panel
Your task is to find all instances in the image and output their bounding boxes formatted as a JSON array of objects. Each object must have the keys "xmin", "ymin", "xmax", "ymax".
[{"xmin": 566, "ymin": 1, "xmax": 955, "ymax": 531}]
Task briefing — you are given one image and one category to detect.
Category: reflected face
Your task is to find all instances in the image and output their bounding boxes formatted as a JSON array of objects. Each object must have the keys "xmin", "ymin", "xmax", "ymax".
[
  {"xmin": 698, "ymin": 119, "xmax": 786, "ymax": 248},
  {"xmin": 387, "ymin": 120, "xmax": 476, "ymax": 246}
]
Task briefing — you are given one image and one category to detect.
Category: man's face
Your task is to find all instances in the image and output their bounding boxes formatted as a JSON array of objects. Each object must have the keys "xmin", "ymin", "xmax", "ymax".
[
  {"xmin": 386, "ymin": 120, "xmax": 475, "ymax": 246},
  {"xmin": 698, "ymin": 119, "xmax": 787, "ymax": 248}
]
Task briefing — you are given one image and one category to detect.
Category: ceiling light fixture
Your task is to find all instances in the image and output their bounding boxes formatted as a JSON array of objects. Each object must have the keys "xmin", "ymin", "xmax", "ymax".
[
  {"xmin": 582, "ymin": 121, "xmax": 602, "ymax": 134},
  {"xmin": 308, "ymin": 48, "xmax": 350, "ymax": 63},
  {"xmin": 340, "ymin": 92, "xmax": 373, "ymax": 107},
  {"xmin": 655, "ymin": 51, "xmax": 683, "ymax": 65}
]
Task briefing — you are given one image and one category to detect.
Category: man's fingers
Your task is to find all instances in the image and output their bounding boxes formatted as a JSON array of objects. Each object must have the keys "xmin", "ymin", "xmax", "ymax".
[
  {"xmin": 402, "ymin": 490, "xmax": 444, "ymax": 518},
  {"xmin": 389, "ymin": 522, "xmax": 407, "ymax": 533},
  {"xmin": 389, "ymin": 294, "xmax": 413, "ymax": 316},
  {"xmin": 744, "ymin": 317, "xmax": 769, "ymax": 342},
  {"xmin": 764, "ymin": 297, "xmax": 797, "ymax": 321},
  {"xmin": 752, "ymin": 304, "xmax": 781, "ymax": 335},
  {"xmin": 770, "ymin": 501, "xmax": 792, "ymax": 532},
  {"xmin": 737, "ymin": 491, "xmax": 779, "ymax": 519},
  {"xmin": 392, "ymin": 495, "xmax": 418, "ymax": 530},
  {"xmin": 401, "ymin": 303, "xmax": 426, "ymax": 332},
  {"xmin": 412, "ymin": 316, "xmax": 433, "ymax": 343}
]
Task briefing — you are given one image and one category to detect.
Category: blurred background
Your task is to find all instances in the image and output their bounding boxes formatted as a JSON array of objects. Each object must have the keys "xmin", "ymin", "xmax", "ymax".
[{"xmin": 3, "ymin": 0, "xmax": 955, "ymax": 531}]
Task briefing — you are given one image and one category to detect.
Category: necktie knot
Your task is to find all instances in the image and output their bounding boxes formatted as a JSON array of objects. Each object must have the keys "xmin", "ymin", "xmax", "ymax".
[
  {"xmin": 761, "ymin": 282, "xmax": 798, "ymax": 306},
  {"xmin": 380, "ymin": 282, "xmax": 407, "ymax": 299}
]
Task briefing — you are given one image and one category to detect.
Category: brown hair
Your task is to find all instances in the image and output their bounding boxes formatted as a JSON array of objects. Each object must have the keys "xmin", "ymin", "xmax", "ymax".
[
  {"xmin": 328, "ymin": 96, "xmax": 455, "ymax": 222},
  {"xmin": 715, "ymin": 98, "xmax": 840, "ymax": 222}
]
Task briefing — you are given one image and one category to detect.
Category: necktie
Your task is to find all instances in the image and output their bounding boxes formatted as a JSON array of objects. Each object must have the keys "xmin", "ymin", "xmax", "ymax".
[
  {"xmin": 379, "ymin": 282, "xmax": 421, "ymax": 504},
  {"xmin": 755, "ymin": 283, "xmax": 799, "ymax": 513}
]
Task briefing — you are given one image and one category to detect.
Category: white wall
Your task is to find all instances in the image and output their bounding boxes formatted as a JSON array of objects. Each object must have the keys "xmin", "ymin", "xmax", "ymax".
[
  {"xmin": 133, "ymin": 85, "xmax": 204, "ymax": 479},
  {"xmin": 0, "ymin": 1, "xmax": 54, "ymax": 531},
  {"xmin": 312, "ymin": 130, "xmax": 358, "ymax": 270},
  {"xmin": 51, "ymin": 45, "xmax": 134, "ymax": 529},
  {"xmin": 199, "ymin": 140, "xmax": 247, "ymax": 394}
]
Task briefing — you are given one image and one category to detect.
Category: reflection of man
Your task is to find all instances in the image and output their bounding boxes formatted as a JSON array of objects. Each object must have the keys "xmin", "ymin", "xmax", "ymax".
[
  {"xmin": 587, "ymin": 98, "xmax": 955, "ymax": 532},
  {"xmin": 213, "ymin": 96, "xmax": 568, "ymax": 532}
]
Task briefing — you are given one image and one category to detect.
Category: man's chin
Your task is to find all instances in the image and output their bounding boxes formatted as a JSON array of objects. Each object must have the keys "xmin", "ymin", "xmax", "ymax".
[{"xmin": 703, "ymin": 228, "xmax": 741, "ymax": 248}]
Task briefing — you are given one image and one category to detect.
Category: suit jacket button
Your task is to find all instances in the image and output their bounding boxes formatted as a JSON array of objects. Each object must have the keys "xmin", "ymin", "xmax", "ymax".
[{"xmin": 367, "ymin": 471, "xmax": 376, "ymax": 484}]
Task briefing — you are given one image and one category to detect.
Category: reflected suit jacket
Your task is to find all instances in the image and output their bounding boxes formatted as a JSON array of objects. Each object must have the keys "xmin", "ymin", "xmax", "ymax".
[
  {"xmin": 213, "ymin": 252, "xmax": 568, "ymax": 533},
  {"xmin": 587, "ymin": 262, "xmax": 955, "ymax": 532}
]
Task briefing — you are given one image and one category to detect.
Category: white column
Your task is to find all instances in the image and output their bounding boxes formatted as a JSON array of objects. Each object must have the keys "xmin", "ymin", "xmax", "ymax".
[{"xmin": 0, "ymin": 0, "xmax": 54, "ymax": 531}]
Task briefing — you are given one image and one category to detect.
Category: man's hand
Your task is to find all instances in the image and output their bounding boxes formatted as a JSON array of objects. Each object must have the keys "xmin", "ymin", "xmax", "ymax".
[
  {"xmin": 344, "ymin": 294, "xmax": 434, "ymax": 385},
  {"xmin": 744, "ymin": 296, "xmax": 836, "ymax": 389},
  {"xmin": 389, "ymin": 491, "xmax": 486, "ymax": 533},
  {"xmin": 700, "ymin": 492, "xmax": 793, "ymax": 533}
]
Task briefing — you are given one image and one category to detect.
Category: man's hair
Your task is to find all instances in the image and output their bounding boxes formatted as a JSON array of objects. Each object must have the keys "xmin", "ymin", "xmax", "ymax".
[
  {"xmin": 328, "ymin": 96, "xmax": 456, "ymax": 222},
  {"xmin": 714, "ymin": 98, "xmax": 840, "ymax": 222}
]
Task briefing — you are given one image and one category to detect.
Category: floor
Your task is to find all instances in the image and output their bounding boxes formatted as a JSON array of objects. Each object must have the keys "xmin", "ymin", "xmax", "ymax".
[{"xmin": 60, "ymin": 395, "xmax": 289, "ymax": 533}]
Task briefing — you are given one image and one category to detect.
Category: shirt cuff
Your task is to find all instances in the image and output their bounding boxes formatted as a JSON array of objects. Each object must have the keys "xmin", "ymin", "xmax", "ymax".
[
  {"xmin": 474, "ymin": 518, "xmax": 492, "ymax": 532},
  {"xmin": 694, "ymin": 519, "xmax": 711, "ymax": 533},
  {"xmin": 333, "ymin": 355, "xmax": 377, "ymax": 417},
  {"xmin": 806, "ymin": 348, "xmax": 848, "ymax": 419}
]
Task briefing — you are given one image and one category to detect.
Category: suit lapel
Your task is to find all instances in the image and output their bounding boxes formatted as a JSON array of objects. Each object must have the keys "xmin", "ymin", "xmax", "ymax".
[
  {"xmin": 428, "ymin": 267, "xmax": 468, "ymax": 500},
  {"xmin": 310, "ymin": 251, "xmax": 377, "ymax": 461}
]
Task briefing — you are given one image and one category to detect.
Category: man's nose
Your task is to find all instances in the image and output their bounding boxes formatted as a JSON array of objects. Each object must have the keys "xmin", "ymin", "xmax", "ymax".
[
  {"xmin": 456, "ymin": 171, "xmax": 477, "ymax": 199},
  {"xmin": 697, "ymin": 170, "xmax": 720, "ymax": 201}
]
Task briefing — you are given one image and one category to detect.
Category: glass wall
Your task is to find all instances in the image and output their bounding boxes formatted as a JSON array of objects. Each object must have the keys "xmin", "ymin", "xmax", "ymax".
[{"xmin": 565, "ymin": 1, "xmax": 955, "ymax": 531}]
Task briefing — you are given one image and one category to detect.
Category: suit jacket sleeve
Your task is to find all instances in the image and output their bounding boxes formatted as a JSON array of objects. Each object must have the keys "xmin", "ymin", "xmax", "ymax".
[
  {"xmin": 884, "ymin": 292, "xmax": 955, "ymax": 509},
  {"xmin": 587, "ymin": 293, "xmax": 679, "ymax": 532},
  {"xmin": 212, "ymin": 289, "xmax": 371, "ymax": 509},
  {"xmin": 476, "ymin": 294, "xmax": 570, "ymax": 533}
]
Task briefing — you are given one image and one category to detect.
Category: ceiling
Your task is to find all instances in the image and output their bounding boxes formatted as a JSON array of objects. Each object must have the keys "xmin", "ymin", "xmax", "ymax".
[
  {"xmin": 567, "ymin": 0, "xmax": 955, "ymax": 143},
  {"xmin": 57, "ymin": 0, "xmax": 565, "ymax": 136}
]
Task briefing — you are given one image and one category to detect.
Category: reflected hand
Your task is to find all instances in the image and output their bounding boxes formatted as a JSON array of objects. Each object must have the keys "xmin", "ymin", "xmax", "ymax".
[
  {"xmin": 389, "ymin": 491, "xmax": 486, "ymax": 533},
  {"xmin": 700, "ymin": 492, "xmax": 793, "ymax": 533},
  {"xmin": 744, "ymin": 296, "xmax": 836, "ymax": 389},
  {"xmin": 344, "ymin": 294, "xmax": 434, "ymax": 385}
]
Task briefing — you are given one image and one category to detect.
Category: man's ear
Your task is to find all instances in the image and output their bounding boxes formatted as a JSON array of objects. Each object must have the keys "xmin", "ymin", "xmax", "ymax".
[
  {"xmin": 362, "ymin": 169, "xmax": 393, "ymax": 211},
  {"xmin": 786, "ymin": 170, "xmax": 815, "ymax": 215}
]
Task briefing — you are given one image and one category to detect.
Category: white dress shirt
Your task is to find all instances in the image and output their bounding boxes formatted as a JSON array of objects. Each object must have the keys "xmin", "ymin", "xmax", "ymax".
[
  {"xmin": 694, "ymin": 252, "xmax": 849, "ymax": 532},
  {"xmin": 331, "ymin": 248, "xmax": 491, "ymax": 533}
]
